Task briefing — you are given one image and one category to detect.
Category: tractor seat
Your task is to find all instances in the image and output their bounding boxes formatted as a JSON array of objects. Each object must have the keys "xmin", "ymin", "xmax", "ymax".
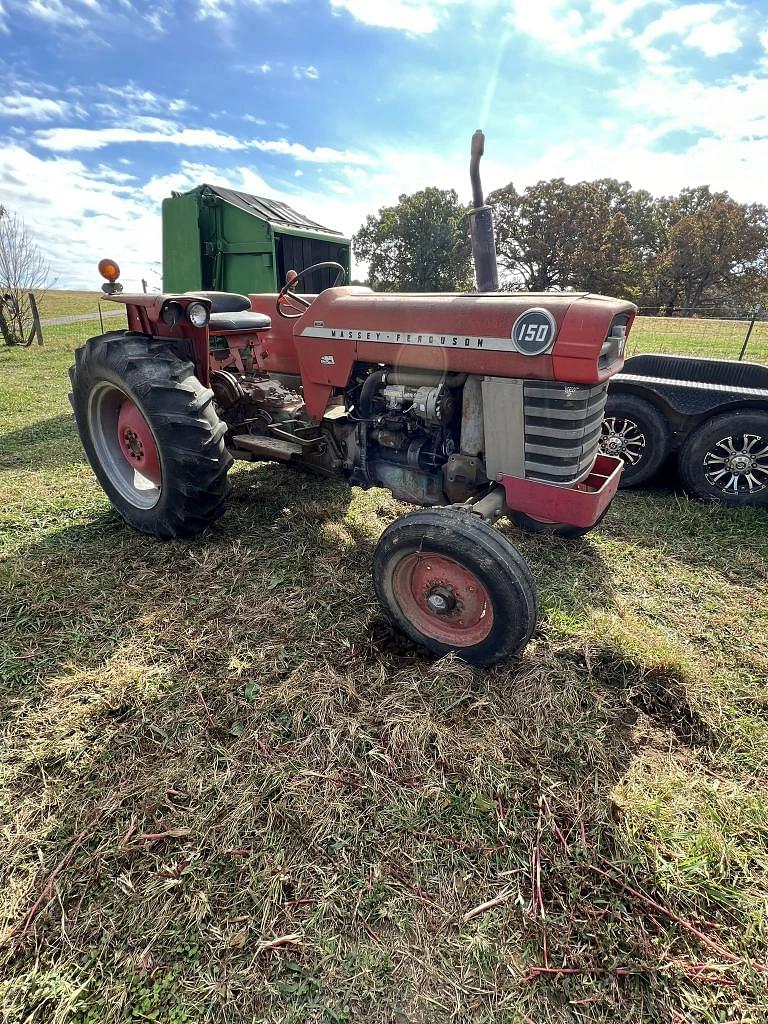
[
  {"xmin": 184, "ymin": 291, "xmax": 271, "ymax": 332},
  {"xmin": 209, "ymin": 310, "xmax": 271, "ymax": 332},
  {"xmin": 184, "ymin": 290, "xmax": 251, "ymax": 313}
]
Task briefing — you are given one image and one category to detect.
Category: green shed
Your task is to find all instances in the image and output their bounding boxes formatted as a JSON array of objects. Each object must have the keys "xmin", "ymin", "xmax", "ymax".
[{"xmin": 162, "ymin": 183, "xmax": 351, "ymax": 296}]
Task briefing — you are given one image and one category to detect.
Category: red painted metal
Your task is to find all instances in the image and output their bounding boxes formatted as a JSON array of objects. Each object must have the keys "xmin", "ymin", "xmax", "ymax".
[
  {"xmin": 104, "ymin": 293, "xmax": 212, "ymax": 386},
  {"xmin": 104, "ymin": 284, "xmax": 631, "ymax": 529},
  {"xmin": 250, "ymin": 287, "xmax": 633, "ymax": 419},
  {"xmin": 499, "ymin": 454, "xmax": 623, "ymax": 529},
  {"xmin": 117, "ymin": 398, "xmax": 161, "ymax": 485},
  {"xmin": 391, "ymin": 551, "xmax": 493, "ymax": 646}
]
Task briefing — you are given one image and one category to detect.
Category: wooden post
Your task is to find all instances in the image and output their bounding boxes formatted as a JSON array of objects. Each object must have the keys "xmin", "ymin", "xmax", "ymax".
[
  {"xmin": 26, "ymin": 291, "xmax": 44, "ymax": 346},
  {"xmin": 142, "ymin": 278, "xmax": 148, "ymax": 294}
]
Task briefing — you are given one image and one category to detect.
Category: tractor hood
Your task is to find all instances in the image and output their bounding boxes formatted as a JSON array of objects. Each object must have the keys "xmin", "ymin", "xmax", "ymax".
[{"xmin": 294, "ymin": 287, "xmax": 636, "ymax": 387}]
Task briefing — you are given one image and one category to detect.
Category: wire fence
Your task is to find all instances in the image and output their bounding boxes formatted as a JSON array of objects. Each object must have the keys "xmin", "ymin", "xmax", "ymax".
[
  {"xmin": 29, "ymin": 301, "xmax": 768, "ymax": 367},
  {"xmin": 37, "ymin": 304, "xmax": 128, "ymax": 348},
  {"xmin": 629, "ymin": 307, "xmax": 767, "ymax": 364}
]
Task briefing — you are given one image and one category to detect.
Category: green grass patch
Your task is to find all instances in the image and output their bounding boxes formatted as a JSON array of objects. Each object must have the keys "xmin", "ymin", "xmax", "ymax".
[{"xmin": 1, "ymin": 332, "xmax": 767, "ymax": 1022}]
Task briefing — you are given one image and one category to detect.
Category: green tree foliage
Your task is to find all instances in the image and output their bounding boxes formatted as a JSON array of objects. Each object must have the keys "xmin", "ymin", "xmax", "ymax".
[
  {"xmin": 355, "ymin": 179, "xmax": 768, "ymax": 311},
  {"xmin": 488, "ymin": 178, "xmax": 633, "ymax": 295},
  {"xmin": 486, "ymin": 179, "xmax": 768, "ymax": 311},
  {"xmin": 352, "ymin": 187, "xmax": 472, "ymax": 292}
]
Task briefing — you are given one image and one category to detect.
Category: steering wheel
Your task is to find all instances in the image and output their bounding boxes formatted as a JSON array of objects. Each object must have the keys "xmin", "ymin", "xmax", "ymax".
[{"xmin": 276, "ymin": 260, "xmax": 347, "ymax": 319}]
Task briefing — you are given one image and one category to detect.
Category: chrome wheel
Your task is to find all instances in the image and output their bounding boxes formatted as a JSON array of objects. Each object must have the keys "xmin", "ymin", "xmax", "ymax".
[
  {"xmin": 703, "ymin": 433, "xmax": 768, "ymax": 496},
  {"xmin": 600, "ymin": 416, "xmax": 646, "ymax": 467}
]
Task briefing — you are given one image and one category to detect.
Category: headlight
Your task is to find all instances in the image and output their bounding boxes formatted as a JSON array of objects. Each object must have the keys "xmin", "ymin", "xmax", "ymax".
[
  {"xmin": 161, "ymin": 300, "xmax": 184, "ymax": 326},
  {"xmin": 186, "ymin": 301, "xmax": 209, "ymax": 328}
]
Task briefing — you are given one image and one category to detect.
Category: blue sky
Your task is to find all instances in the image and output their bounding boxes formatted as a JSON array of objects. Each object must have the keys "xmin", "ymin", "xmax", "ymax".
[{"xmin": 2, "ymin": 0, "xmax": 768, "ymax": 288}]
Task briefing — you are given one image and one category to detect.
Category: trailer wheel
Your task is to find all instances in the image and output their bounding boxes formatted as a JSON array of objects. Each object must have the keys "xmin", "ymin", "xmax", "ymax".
[
  {"xmin": 510, "ymin": 505, "xmax": 610, "ymax": 539},
  {"xmin": 678, "ymin": 409, "xmax": 768, "ymax": 507},
  {"xmin": 70, "ymin": 331, "xmax": 232, "ymax": 538},
  {"xmin": 373, "ymin": 508, "xmax": 538, "ymax": 666},
  {"xmin": 599, "ymin": 394, "xmax": 669, "ymax": 487}
]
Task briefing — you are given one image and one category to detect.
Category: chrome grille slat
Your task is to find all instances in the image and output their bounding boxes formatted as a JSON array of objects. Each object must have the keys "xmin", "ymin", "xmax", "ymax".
[{"xmin": 523, "ymin": 380, "xmax": 609, "ymax": 484}]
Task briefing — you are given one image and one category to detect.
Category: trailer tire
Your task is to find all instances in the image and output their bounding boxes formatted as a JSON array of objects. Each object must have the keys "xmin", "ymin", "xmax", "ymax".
[
  {"xmin": 678, "ymin": 409, "xmax": 768, "ymax": 507},
  {"xmin": 70, "ymin": 331, "xmax": 233, "ymax": 538},
  {"xmin": 600, "ymin": 394, "xmax": 669, "ymax": 487},
  {"xmin": 373, "ymin": 508, "xmax": 538, "ymax": 667}
]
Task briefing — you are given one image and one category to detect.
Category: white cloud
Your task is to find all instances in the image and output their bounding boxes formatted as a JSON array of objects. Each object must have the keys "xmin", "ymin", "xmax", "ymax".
[
  {"xmin": 508, "ymin": 0, "xmax": 663, "ymax": 63},
  {"xmin": 294, "ymin": 65, "xmax": 320, "ymax": 80},
  {"xmin": 197, "ymin": 0, "xmax": 287, "ymax": 18},
  {"xmin": 102, "ymin": 84, "xmax": 191, "ymax": 114},
  {"xmin": 0, "ymin": 144, "xmax": 159, "ymax": 291},
  {"xmin": 0, "ymin": 93, "xmax": 74, "ymax": 121},
  {"xmin": 35, "ymin": 126, "xmax": 250, "ymax": 152},
  {"xmin": 34, "ymin": 124, "xmax": 375, "ymax": 164},
  {"xmin": 684, "ymin": 19, "xmax": 741, "ymax": 56},
  {"xmin": 10, "ymin": 0, "xmax": 97, "ymax": 27},
  {"xmin": 251, "ymin": 138, "xmax": 371, "ymax": 163},
  {"xmin": 329, "ymin": 0, "xmax": 461, "ymax": 34},
  {"xmin": 635, "ymin": 3, "xmax": 743, "ymax": 57}
]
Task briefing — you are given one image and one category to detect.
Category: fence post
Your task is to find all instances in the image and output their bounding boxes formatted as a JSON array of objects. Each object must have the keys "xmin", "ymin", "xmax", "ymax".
[
  {"xmin": 738, "ymin": 309, "xmax": 759, "ymax": 361},
  {"xmin": 26, "ymin": 292, "xmax": 44, "ymax": 346},
  {"xmin": 142, "ymin": 279, "xmax": 148, "ymax": 294}
]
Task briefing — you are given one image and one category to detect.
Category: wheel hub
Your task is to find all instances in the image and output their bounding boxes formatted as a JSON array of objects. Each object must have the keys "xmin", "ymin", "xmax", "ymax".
[
  {"xmin": 391, "ymin": 551, "xmax": 494, "ymax": 647},
  {"xmin": 425, "ymin": 586, "xmax": 457, "ymax": 615},
  {"xmin": 116, "ymin": 398, "xmax": 162, "ymax": 486},
  {"xmin": 727, "ymin": 453, "xmax": 752, "ymax": 474},
  {"xmin": 600, "ymin": 417, "xmax": 645, "ymax": 466},
  {"xmin": 602, "ymin": 434, "xmax": 626, "ymax": 455},
  {"xmin": 704, "ymin": 433, "xmax": 768, "ymax": 495}
]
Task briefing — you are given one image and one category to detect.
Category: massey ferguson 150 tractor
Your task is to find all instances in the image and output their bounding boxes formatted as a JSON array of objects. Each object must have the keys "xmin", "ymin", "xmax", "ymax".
[{"xmin": 70, "ymin": 132, "xmax": 635, "ymax": 665}]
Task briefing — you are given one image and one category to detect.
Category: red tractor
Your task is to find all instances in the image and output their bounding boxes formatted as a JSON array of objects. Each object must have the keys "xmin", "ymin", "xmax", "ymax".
[{"xmin": 70, "ymin": 133, "xmax": 635, "ymax": 665}]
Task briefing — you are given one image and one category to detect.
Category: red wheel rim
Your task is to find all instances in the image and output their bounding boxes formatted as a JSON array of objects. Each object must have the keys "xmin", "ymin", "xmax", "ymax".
[
  {"xmin": 391, "ymin": 550, "xmax": 494, "ymax": 647},
  {"xmin": 117, "ymin": 399, "xmax": 161, "ymax": 486}
]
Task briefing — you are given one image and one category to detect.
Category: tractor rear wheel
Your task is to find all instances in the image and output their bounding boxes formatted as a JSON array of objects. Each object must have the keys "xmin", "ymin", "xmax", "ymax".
[
  {"xmin": 373, "ymin": 508, "xmax": 538, "ymax": 666},
  {"xmin": 70, "ymin": 331, "xmax": 232, "ymax": 538}
]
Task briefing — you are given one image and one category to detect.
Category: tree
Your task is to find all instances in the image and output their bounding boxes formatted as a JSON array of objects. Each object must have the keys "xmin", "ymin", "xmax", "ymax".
[
  {"xmin": 353, "ymin": 187, "xmax": 472, "ymax": 292},
  {"xmin": 652, "ymin": 192, "xmax": 768, "ymax": 312},
  {"xmin": 487, "ymin": 178, "xmax": 633, "ymax": 295},
  {"xmin": 0, "ymin": 206, "xmax": 51, "ymax": 346}
]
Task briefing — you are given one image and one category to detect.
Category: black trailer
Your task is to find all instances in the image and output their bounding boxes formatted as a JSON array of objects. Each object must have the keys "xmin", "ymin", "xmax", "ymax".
[{"xmin": 600, "ymin": 354, "xmax": 768, "ymax": 507}]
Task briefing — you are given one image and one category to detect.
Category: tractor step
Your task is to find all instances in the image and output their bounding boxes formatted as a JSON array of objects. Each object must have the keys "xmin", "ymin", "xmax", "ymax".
[{"xmin": 231, "ymin": 434, "xmax": 303, "ymax": 461}]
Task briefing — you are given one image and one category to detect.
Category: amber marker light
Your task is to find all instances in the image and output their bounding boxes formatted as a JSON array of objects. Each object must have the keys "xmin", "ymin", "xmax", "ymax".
[{"xmin": 98, "ymin": 258, "xmax": 121, "ymax": 282}]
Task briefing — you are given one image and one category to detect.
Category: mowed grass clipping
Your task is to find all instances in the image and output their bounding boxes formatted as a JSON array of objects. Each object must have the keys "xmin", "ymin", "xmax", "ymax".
[{"xmin": 1, "ymin": 330, "xmax": 767, "ymax": 1024}]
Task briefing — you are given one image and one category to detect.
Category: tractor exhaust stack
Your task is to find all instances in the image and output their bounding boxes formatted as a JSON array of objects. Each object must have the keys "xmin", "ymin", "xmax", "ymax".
[{"xmin": 468, "ymin": 129, "xmax": 499, "ymax": 293}]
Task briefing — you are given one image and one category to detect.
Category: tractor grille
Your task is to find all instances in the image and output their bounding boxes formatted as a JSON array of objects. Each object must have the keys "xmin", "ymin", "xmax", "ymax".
[{"xmin": 523, "ymin": 381, "xmax": 609, "ymax": 484}]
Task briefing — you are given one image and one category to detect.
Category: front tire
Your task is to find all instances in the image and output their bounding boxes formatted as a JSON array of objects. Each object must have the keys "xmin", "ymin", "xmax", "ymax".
[
  {"xmin": 600, "ymin": 394, "xmax": 669, "ymax": 488},
  {"xmin": 678, "ymin": 409, "xmax": 768, "ymax": 507},
  {"xmin": 510, "ymin": 505, "xmax": 610, "ymax": 539},
  {"xmin": 373, "ymin": 509, "xmax": 538, "ymax": 667},
  {"xmin": 70, "ymin": 331, "xmax": 232, "ymax": 538}
]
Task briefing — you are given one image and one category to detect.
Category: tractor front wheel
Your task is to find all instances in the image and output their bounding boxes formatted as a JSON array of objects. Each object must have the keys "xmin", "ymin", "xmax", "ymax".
[
  {"xmin": 70, "ymin": 331, "xmax": 232, "ymax": 538},
  {"xmin": 510, "ymin": 506, "xmax": 610, "ymax": 539},
  {"xmin": 373, "ymin": 509, "xmax": 538, "ymax": 666}
]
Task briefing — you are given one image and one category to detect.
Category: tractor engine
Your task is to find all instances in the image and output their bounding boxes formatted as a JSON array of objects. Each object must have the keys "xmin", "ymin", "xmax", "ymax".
[{"xmin": 351, "ymin": 369, "xmax": 467, "ymax": 505}]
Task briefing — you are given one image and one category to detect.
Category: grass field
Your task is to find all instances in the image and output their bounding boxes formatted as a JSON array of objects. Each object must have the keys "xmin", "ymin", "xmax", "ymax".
[
  {"xmin": 33, "ymin": 291, "xmax": 106, "ymax": 321},
  {"xmin": 1, "ymin": 328, "xmax": 767, "ymax": 1023}
]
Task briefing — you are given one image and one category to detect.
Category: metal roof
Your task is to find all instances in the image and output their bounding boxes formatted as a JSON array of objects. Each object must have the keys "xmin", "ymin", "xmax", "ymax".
[{"xmin": 195, "ymin": 183, "xmax": 344, "ymax": 236}]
